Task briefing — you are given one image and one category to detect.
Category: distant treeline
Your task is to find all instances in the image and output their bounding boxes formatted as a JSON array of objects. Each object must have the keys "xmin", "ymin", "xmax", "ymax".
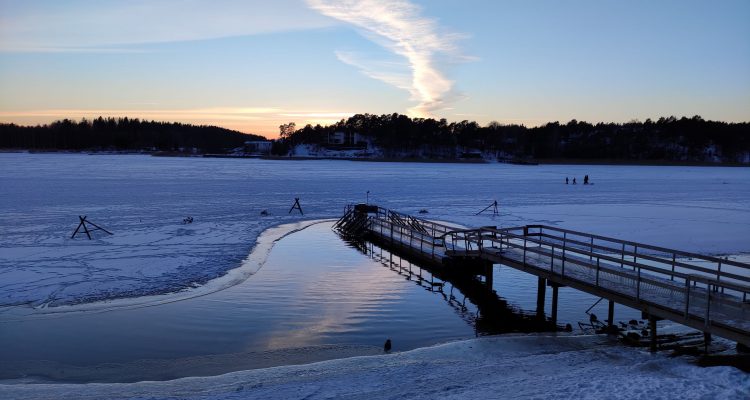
[
  {"xmin": 278, "ymin": 114, "xmax": 750, "ymax": 163},
  {"xmin": 0, "ymin": 117, "xmax": 266, "ymax": 153},
  {"xmin": 3, "ymin": 114, "xmax": 749, "ymax": 163}
]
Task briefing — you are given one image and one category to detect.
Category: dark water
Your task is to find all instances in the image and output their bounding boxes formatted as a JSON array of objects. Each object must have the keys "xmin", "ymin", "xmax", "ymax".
[{"xmin": 0, "ymin": 221, "xmax": 643, "ymax": 383}]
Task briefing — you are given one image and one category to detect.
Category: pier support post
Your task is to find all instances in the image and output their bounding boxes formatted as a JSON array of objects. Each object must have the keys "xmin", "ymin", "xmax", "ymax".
[
  {"xmin": 704, "ymin": 332, "xmax": 712, "ymax": 353},
  {"xmin": 649, "ymin": 316, "xmax": 658, "ymax": 353},
  {"xmin": 536, "ymin": 277, "xmax": 546, "ymax": 319},
  {"xmin": 551, "ymin": 284, "xmax": 559, "ymax": 327},
  {"xmin": 484, "ymin": 263, "xmax": 494, "ymax": 292},
  {"xmin": 607, "ymin": 300, "xmax": 615, "ymax": 327}
]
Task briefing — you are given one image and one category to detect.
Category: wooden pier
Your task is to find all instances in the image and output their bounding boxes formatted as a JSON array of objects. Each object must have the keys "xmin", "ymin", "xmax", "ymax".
[{"xmin": 335, "ymin": 204, "xmax": 750, "ymax": 349}]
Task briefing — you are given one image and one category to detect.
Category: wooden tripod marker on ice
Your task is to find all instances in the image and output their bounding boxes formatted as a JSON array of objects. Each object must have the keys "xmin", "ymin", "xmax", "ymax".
[
  {"xmin": 289, "ymin": 198, "xmax": 304, "ymax": 215},
  {"xmin": 71, "ymin": 215, "xmax": 113, "ymax": 240},
  {"xmin": 476, "ymin": 200, "xmax": 499, "ymax": 216}
]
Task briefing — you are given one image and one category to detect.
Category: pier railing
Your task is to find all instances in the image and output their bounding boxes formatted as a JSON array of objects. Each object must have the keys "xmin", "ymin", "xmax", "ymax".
[
  {"xmin": 368, "ymin": 213, "xmax": 449, "ymax": 262},
  {"xmin": 445, "ymin": 225, "xmax": 750, "ymax": 297},
  {"xmin": 443, "ymin": 225, "xmax": 750, "ymax": 338},
  {"xmin": 336, "ymin": 204, "xmax": 750, "ymax": 345}
]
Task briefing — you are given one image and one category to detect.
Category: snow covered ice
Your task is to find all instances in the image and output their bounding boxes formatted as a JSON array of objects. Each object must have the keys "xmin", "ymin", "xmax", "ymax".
[
  {"xmin": 1, "ymin": 153, "xmax": 749, "ymax": 398},
  {"xmin": 1, "ymin": 335, "xmax": 747, "ymax": 400},
  {"xmin": 1, "ymin": 153, "xmax": 749, "ymax": 309}
]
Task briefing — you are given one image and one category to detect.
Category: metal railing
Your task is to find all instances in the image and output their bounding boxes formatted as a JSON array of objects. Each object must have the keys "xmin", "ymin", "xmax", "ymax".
[
  {"xmin": 337, "ymin": 205, "xmax": 750, "ymax": 341},
  {"xmin": 368, "ymin": 217, "xmax": 447, "ymax": 262},
  {"xmin": 444, "ymin": 225, "xmax": 750, "ymax": 335}
]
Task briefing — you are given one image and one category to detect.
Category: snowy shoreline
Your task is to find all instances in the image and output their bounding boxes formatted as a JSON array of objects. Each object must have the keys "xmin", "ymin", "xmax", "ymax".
[
  {"xmin": 1, "ymin": 220, "xmax": 326, "ymax": 316},
  {"xmin": 5, "ymin": 150, "xmax": 749, "ymax": 166},
  {"xmin": 1, "ymin": 334, "xmax": 747, "ymax": 399}
]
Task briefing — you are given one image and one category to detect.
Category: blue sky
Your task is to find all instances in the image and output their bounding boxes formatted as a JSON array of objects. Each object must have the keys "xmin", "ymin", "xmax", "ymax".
[{"xmin": 1, "ymin": 0, "xmax": 748, "ymax": 136}]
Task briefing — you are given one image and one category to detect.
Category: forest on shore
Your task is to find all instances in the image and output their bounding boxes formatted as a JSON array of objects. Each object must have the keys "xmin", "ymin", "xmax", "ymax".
[
  {"xmin": 0, "ymin": 117, "xmax": 265, "ymax": 153},
  {"xmin": 278, "ymin": 114, "xmax": 750, "ymax": 164},
  {"xmin": 1, "ymin": 114, "xmax": 749, "ymax": 164}
]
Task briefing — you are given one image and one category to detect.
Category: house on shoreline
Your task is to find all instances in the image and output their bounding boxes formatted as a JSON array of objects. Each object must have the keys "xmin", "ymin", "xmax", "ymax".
[
  {"xmin": 244, "ymin": 140, "xmax": 273, "ymax": 155},
  {"xmin": 327, "ymin": 132, "xmax": 367, "ymax": 149}
]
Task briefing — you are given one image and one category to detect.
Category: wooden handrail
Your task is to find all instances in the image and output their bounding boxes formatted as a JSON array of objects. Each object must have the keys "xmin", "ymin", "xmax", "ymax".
[
  {"xmin": 345, "ymin": 205, "xmax": 750, "ymax": 345},
  {"xmin": 448, "ymin": 228, "xmax": 750, "ymax": 294},
  {"xmin": 456, "ymin": 226, "xmax": 750, "ymax": 285},
  {"xmin": 349, "ymin": 205, "xmax": 750, "ymax": 294},
  {"xmin": 525, "ymin": 224, "xmax": 750, "ymax": 270},
  {"xmin": 534, "ymin": 232, "xmax": 750, "ymax": 284}
]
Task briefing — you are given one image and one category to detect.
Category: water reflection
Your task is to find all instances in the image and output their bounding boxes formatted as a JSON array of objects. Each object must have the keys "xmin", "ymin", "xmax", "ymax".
[
  {"xmin": 0, "ymin": 222, "xmax": 478, "ymax": 383},
  {"xmin": 0, "ymin": 221, "xmax": 650, "ymax": 384},
  {"xmin": 342, "ymin": 235, "xmax": 558, "ymax": 336}
]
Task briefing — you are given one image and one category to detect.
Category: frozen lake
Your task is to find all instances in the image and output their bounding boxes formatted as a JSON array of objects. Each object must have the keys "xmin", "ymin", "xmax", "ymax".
[
  {"xmin": 1, "ymin": 153, "xmax": 749, "ymax": 384},
  {"xmin": 5, "ymin": 221, "xmax": 613, "ymax": 383},
  {"xmin": 1, "ymin": 152, "xmax": 749, "ymax": 309}
]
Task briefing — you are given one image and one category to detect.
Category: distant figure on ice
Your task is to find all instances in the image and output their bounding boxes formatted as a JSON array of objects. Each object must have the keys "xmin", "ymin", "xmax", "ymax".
[
  {"xmin": 384, "ymin": 338, "xmax": 392, "ymax": 353},
  {"xmin": 584, "ymin": 175, "xmax": 589, "ymax": 185},
  {"xmin": 572, "ymin": 178, "xmax": 577, "ymax": 184},
  {"xmin": 565, "ymin": 177, "xmax": 569, "ymax": 184}
]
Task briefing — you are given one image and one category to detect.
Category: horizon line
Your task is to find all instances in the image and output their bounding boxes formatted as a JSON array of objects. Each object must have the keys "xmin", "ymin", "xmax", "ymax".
[{"xmin": 3, "ymin": 113, "xmax": 749, "ymax": 140}]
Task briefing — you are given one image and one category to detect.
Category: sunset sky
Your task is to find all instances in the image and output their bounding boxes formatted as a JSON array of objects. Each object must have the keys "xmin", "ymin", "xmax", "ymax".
[{"xmin": 1, "ymin": 0, "xmax": 749, "ymax": 137}]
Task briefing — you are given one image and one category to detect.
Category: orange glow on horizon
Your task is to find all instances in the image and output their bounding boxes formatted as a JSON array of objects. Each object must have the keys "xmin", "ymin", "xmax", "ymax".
[{"xmin": 0, "ymin": 108, "xmax": 364, "ymax": 139}]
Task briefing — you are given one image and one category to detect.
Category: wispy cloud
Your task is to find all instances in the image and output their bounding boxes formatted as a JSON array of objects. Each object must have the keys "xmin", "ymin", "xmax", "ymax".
[
  {"xmin": 278, "ymin": 111, "xmax": 355, "ymax": 118},
  {"xmin": 0, "ymin": 0, "xmax": 332, "ymax": 53},
  {"xmin": 334, "ymin": 50, "xmax": 412, "ymax": 91},
  {"xmin": 306, "ymin": 0, "xmax": 470, "ymax": 117},
  {"xmin": 0, "ymin": 107, "xmax": 281, "ymax": 121}
]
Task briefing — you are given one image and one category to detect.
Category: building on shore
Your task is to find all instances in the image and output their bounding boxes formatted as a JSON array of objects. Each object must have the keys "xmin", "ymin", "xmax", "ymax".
[{"xmin": 244, "ymin": 140, "xmax": 272, "ymax": 155}]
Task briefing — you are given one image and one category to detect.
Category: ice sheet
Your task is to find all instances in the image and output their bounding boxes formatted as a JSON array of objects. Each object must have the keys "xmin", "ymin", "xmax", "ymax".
[{"xmin": 1, "ymin": 153, "xmax": 748, "ymax": 309}]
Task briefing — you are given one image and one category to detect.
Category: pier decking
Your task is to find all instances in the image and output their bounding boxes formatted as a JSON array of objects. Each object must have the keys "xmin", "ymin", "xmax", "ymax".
[{"xmin": 335, "ymin": 204, "xmax": 750, "ymax": 348}]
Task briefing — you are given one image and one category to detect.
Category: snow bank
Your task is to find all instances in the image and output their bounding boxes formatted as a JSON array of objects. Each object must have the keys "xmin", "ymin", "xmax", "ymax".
[{"xmin": 1, "ymin": 335, "xmax": 746, "ymax": 400}]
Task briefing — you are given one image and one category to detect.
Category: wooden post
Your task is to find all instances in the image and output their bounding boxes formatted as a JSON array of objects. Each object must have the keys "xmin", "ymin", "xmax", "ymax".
[
  {"xmin": 703, "ymin": 332, "xmax": 712, "ymax": 353},
  {"xmin": 484, "ymin": 262, "xmax": 493, "ymax": 292},
  {"xmin": 636, "ymin": 267, "xmax": 641, "ymax": 301},
  {"xmin": 705, "ymin": 285, "xmax": 711, "ymax": 328},
  {"xmin": 607, "ymin": 300, "xmax": 615, "ymax": 327},
  {"xmin": 551, "ymin": 284, "xmax": 559, "ymax": 327},
  {"xmin": 81, "ymin": 216, "xmax": 92, "ymax": 239},
  {"xmin": 684, "ymin": 277, "xmax": 691, "ymax": 318},
  {"xmin": 717, "ymin": 261, "xmax": 722, "ymax": 282},
  {"xmin": 595, "ymin": 258, "xmax": 600, "ymax": 286},
  {"xmin": 536, "ymin": 277, "xmax": 546, "ymax": 319},
  {"xmin": 649, "ymin": 316, "xmax": 658, "ymax": 353}
]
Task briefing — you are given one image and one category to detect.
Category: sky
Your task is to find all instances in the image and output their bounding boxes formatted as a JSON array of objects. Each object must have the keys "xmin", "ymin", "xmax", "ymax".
[{"xmin": 0, "ymin": 0, "xmax": 749, "ymax": 138}]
